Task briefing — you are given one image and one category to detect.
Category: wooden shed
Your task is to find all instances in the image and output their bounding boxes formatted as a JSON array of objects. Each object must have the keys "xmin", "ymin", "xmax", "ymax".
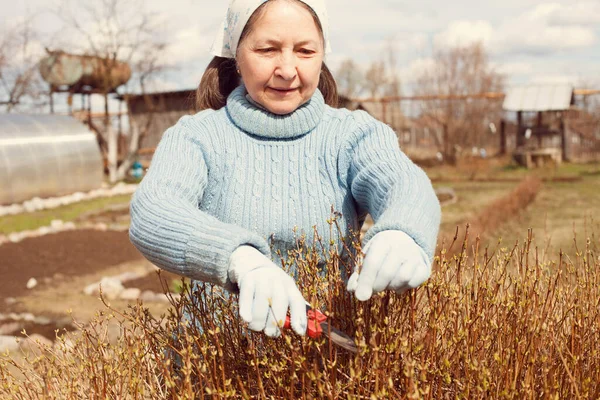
[
  {"xmin": 502, "ymin": 84, "xmax": 574, "ymax": 167},
  {"xmin": 120, "ymin": 90, "xmax": 196, "ymax": 163}
]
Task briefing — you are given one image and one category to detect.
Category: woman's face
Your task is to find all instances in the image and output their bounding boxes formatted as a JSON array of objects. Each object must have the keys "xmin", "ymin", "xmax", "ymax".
[{"xmin": 236, "ymin": 1, "xmax": 324, "ymax": 115}]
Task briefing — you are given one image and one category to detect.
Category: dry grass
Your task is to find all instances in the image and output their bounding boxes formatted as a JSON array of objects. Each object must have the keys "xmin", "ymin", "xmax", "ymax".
[
  {"xmin": 1, "ymin": 217, "xmax": 599, "ymax": 399},
  {"xmin": 440, "ymin": 176, "xmax": 542, "ymax": 258},
  {"xmin": 433, "ymin": 160, "xmax": 600, "ymax": 254}
]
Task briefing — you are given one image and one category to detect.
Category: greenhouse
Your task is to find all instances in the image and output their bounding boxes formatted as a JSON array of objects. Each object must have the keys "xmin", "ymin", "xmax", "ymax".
[{"xmin": 0, "ymin": 114, "xmax": 104, "ymax": 205}]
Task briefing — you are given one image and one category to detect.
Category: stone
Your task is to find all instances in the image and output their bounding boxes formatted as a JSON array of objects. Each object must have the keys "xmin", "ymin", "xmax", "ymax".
[
  {"xmin": 84, "ymin": 282, "xmax": 100, "ymax": 296},
  {"xmin": 0, "ymin": 322, "xmax": 21, "ymax": 335},
  {"xmin": 8, "ymin": 232, "xmax": 23, "ymax": 243},
  {"xmin": 0, "ymin": 335, "xmax": 21, "ymax": 354},
  {"xmin": 21, "ymin": 313, "xmax": 35, "ymax": 322},
  {"xmin": 4, "ymin": 297, "xmax": 17, "ymax": 305},
  {"xmin": 34, "ymin": 316, "xmax": 51, "ymax": 325},
  {"xmin": 72, "ymin": 192, "xmax": 85, "ymax": 202},
  {"xmin": 140, "ymin": 290, "xmax": 157, "ymax": 303},
  {"xmin": 26, "ymin": 277, "xmax": 38, "ymax": 289},
  {"xmin": 114, "ymin": 271, "xmax": 145, "ymax": 283},
  {"xmin": 37, "ymin": 226, "xmax": 50, "ymax": 235},
  {"xmin": 119, "ymin": 288, "xmax": 141, "ymax": 301},
  {"xmin": 64, "ymin": 222, "xmax": 76, "ymax": 230},
  {"xmin": 98, "ymin": 277, "xmax": 125, "ymax": 300},
  {"xmin": 50, "ymin": 219, "xmax": 64, "ymax": 229}
]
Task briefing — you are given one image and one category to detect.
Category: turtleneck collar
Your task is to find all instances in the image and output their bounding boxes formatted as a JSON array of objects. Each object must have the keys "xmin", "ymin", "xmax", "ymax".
[{"xmin": 226, "ymin": 85, "xmax": 325, "ymax": 139}]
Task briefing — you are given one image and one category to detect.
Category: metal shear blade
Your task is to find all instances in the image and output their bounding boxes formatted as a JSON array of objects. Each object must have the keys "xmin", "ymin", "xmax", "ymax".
[{"xmin": 321, "ymin": 322, "xmax": 358, "ymax": 353}]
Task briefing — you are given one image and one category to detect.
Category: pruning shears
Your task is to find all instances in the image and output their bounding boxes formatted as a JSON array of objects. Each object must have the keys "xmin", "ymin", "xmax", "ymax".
[{"xmin": 283, "ymin": 303, "xmax": 358, "ymax": 353}]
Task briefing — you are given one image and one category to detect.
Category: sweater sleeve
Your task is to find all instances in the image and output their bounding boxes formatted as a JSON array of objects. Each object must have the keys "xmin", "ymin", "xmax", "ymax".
[
  {"xmin": 129, "ymin": 113, "xmax": 271, "ymax": 288},
  {"xmin": 340, "ymin": 111, "xmax": 441, "ymax": 261}
]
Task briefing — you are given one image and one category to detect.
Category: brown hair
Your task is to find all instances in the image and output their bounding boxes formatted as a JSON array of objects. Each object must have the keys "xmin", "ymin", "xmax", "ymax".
[{"xmin": 196, "ymin": 0, "xmax": 338, "ymax": 111}]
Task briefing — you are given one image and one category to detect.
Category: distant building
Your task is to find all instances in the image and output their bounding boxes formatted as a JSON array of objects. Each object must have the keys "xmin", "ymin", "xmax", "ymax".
[
  {"xmin": 119, "ymin": 90, "xmax": 196, "ymax": 163},
  {"xmin": 502, "ymin": 84, "xmax": 600, "ymax": 166}
]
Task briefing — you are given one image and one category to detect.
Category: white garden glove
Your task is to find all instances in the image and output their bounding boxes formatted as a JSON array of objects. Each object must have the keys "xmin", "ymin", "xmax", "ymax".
[
  {"xmin": 347, "ymin": 230, "xmax": 431, "ymax": 301},
  {"xmin": 228, "ymin": 245, "xmax": 308, "ymax": 337}
]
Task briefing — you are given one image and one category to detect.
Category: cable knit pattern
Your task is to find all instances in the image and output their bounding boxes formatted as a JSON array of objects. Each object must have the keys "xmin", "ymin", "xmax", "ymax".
[{"xmin": 129, "ymin": 85, "xmax": 441, "ymax": 288}]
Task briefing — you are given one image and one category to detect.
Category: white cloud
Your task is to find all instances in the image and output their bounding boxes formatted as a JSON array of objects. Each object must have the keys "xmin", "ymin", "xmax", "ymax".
[
  {"xmin": 536, "ymin": 2, "xmax": 600, "ymax": 26},
  {"xmin": 496, "ymin": 24, "xmax": 595, "ymax": 54},
  {"xmin": 493, "ymin": 3, "xmax": 598, "ymax": 55},
  {"xmin": 144, "ymin": 78, "xmax": 181, "ymax": 93},
  {"xmin": 493, "ymin": 61, "xmax": 534, "ymax": 76},
  {"xmin": 2, "ymin": 0, "xmax": 600, "ymax": 97},
  {"xmin": 327, "ymin": 0, "xmax": 440, "ymax": 34},
  {"xmin": 166, "ymin": 27, "xmax": 213, "ymax": 65},
  {"xmin": 434, "ymin": 20, "xmax": 494, "ymax": 48},
  {"xmin": 529, "ymin": 73, "xmax": 578, "ymax": 85}
]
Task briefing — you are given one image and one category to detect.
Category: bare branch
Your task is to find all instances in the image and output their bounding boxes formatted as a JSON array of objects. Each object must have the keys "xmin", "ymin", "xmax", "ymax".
[
  {"xmin": 413, "ymin": 42, "xmax": 505, "ymax": 159},
  {"xmin": 0, "ymin": 15, "xmax": 45, "ymax": 112}
]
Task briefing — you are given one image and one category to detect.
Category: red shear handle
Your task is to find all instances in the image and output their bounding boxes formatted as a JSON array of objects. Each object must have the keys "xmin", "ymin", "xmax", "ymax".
[{"xmin": 283, "ymin": 307, "xmax": 327, "ymax": 339}]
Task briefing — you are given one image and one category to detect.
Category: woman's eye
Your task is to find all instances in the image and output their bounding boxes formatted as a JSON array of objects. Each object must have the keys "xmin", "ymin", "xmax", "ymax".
[
  {"xmin": 298, "ymin": 48, "xmax": 316, "ymax": 55},
  {"xmin": 258, "ymin": 48, "xmax": 276, "ymax": 53}
]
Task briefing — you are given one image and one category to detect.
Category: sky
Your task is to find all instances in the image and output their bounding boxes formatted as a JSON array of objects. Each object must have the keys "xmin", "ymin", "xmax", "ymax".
[{"xmin": 2, "ymin": 0, "xmax": 600, "ymax": 108}]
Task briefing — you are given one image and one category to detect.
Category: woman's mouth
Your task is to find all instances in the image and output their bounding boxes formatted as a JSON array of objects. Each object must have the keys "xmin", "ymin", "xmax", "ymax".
[{"xmin": 268, "ymin": 87, "xmax": 298, "ymax": 94}]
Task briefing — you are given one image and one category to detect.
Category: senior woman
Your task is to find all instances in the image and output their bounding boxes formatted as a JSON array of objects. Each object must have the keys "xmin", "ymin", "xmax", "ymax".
[{"xmin": 129, "ymin": 0, "xmax": 441, "ymax": 339}]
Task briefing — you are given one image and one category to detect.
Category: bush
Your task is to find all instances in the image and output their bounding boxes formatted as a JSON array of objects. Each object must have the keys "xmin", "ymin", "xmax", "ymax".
[{"xmin": 1, "ymin": 224, "xmax": 599, "ymax": 399}]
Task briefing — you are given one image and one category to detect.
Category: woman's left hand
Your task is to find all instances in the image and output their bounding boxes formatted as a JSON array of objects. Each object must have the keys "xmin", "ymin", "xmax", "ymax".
[{"xmin": 347, "ymin": 230, "xmax": 431, "ymax": 301}]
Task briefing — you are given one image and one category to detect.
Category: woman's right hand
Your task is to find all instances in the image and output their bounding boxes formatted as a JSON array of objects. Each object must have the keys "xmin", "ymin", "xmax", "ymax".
[{"xmin": 228, "ymin": 246, "xmax": 307, "ymax": 337}]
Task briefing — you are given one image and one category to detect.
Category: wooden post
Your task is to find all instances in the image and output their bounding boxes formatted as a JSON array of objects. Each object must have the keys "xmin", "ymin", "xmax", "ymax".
[
  {"xmin": 87, "ymin": 94, "xmax": 92, "ymax": 127},
  {"xmin": 516, "ymin": 111, "xmax": 523, "ymax": 147},
  {"xmin": 67, "ymin": 93, "xmax": 73, "ymax": 116},
  {"xmin": 500, "ymin": 119, "xmax": 506, "ymax": 155},
  {"xmin": 49, "ymin": 90, "xmax": 54, "ymax": 114},
  {"xmin": 537, "ymin": 111, "xmax": 543, "ymax": 148},
  {"xmin": 560, "ymin": 118, "xmax": 568, "ymax": 162}
]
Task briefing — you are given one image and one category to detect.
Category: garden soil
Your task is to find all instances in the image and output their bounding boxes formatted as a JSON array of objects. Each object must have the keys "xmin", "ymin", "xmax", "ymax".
[
  {"xmin": 0, "ymin": 230, "xmax": 144, "ymax": 302},
  {"xmin": 0, "ymin": 228, "xmax": 183, "ymax": 343}
]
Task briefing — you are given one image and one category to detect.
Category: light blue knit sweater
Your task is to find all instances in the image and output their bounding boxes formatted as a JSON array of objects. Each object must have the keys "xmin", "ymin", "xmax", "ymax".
[{"xmin": 129, "ymin": 85, "xmax": 441, "ymax": 289}]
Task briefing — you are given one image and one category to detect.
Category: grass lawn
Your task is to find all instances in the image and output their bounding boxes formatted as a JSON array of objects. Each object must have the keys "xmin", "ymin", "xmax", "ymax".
[
  {"xmin": 0, "ymin": 194, "xmax": 133, "ymax": 235},
  {"xmin": 493, "ymin": 176, "xmax": 600, "ymax": 257},
  {"xmin": 427, "ymin": 159, "xmax": 600, "ymax": 258}
]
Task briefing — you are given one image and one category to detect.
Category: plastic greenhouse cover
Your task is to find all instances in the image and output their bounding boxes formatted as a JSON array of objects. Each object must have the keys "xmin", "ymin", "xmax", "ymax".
[{"xmin": 0, "ymin": 114, "xmax": 94, "ymax": 140}]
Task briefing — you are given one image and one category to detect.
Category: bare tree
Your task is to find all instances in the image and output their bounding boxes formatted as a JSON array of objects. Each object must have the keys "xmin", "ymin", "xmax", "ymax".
[
  {"xmin": 54, "ymin": 0, "xmax": 169, "ymax": 182},
  {"xmin": 364, "ymin": 60, "xmax": 388, "ymax": 98},
  {"xmin": 414, "ymin": 42, "xmax": 504, "ymax": 161},
  {"xmin": 0, "ymin": 17, "xmax": 45, "ymax": 112},
  {"xmin": 383, "ymin": 38, "xmax": 401, "ymax": 98},
  {"xmin": 363, "ymin": 39, "xmax": 403, "ymax": 99},
  {"xmin": 335, "ymin": 58, "xmax": 363, "ymax": 98}
]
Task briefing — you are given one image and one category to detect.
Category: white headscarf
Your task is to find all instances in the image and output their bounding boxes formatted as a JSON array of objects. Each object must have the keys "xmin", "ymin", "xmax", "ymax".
[{"xmin": 210, "ymin": 0, "xmax": 331, "ymax": 58}]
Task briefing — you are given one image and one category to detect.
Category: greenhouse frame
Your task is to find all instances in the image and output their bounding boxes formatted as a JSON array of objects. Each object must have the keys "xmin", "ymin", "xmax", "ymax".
[{"xmin": 0, "ymin": 114, "xmax": 104, "ymax": 205}]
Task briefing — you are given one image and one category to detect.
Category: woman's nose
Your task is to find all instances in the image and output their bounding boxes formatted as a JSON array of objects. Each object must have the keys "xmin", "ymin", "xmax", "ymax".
[{"xmin": 275, "ymin": 54, "xmax": 297, "ymax": 81}]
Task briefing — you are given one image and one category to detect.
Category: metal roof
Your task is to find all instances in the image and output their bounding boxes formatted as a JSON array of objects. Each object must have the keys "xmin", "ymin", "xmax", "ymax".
[{"xmin": 503, "ymin": 84, "xmax": 574, "ymax": 112}]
